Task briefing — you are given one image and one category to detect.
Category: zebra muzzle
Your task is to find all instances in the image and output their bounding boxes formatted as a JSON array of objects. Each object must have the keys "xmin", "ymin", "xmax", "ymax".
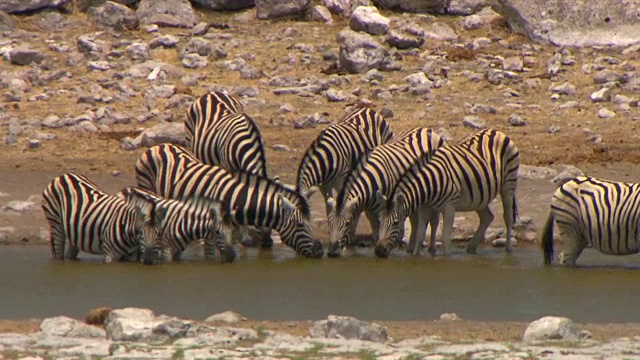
[{"xmin": 374, "ymin": 244, "xmax": 391, "ymax": 258}]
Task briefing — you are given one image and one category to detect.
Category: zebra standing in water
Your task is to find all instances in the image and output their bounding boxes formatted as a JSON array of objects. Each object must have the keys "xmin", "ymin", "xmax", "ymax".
[
  {"xmin": 375, "ymin": 129, "xmax": 520, "ymax": 258},
  {"xmin": 119, "ymin": 187, "xmax": 236, "ymax": 264},
  {"xmin": 135, "ymin": 144, "xmax": 324, "ymax": 258},
  {"xmin": 326, "ymin": 128, "xmax": 445, "ymax": 257},
  {"xmin": 542, "ymin": 176, "xmax": 640, "ymax": 266},
  {"xmin": 41, "ymin": 173, "xmax": 160, "ymax": 263},
  {"xmin": 296, "ymin": 107, "xmax": 393, "ymax": 215},
  {"xmin": 185, "ymin": 91, "xmax": 272, "ymax": 247}
]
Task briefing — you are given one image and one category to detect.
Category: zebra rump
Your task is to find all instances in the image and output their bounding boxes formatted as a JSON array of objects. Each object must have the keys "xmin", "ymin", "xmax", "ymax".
[
  {"xmin": 542, "ymin": 176, "xmax": 640, "ymax": 266},
  {"xmin": 185, "ymin": 91, "xmax": 269, "ymax": 177},
  {"xmin": 119, "ymin": 187, "xmax": 236, "ymax": 264},
  {"xmin": 41, "ymin": 173, "xmax": 159, "ymax": 263},
  {"xmin": 296, "ymin": 107, "xmax": 393, "ymax": 214},
  {"xmin": 134, "ymin": 144, "xmax": 324, "ymax": 258},
  {"xmin": 326, "ymin": 127, "xmax": 445, "ymax": 257}
]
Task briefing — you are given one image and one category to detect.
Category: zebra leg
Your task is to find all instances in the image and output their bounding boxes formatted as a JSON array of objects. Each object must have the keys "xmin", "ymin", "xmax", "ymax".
[
  {"xmin": 258, "ymin": 227, "xmax": 273, "ymax": 249},
  {"xmin": 467, "ymin": 207, "xmax": 494, "ymax": 254},
  {"xmin": 557, "ymin": 223, "xmax": 585, "ymax": 267},
  {"xmin": 48, "ymin": 221, "xmax": 66, "ymax": 260},
  {"xmin": 406, "ymin": 213, "xmax": 419, "ymax": 254},
  {"xmin": 440, "ymin": 205, "xmax": 456, "ymax": 255},
  {"xmin": 408, "ymin": 207, "xmax": 429, "ymax": 255},
  {"xmin": 348, "ymin": 212, "xmax": 362, "ymax": 248},
  {"xmin": 66, "ymin": 244, "xmax": 79, "ymax": 260},
  {"xmin": 365, "ymin": 210, "xmax": 380, "ymax": 244},
  {"xmin": 501, "ymin": 190, "xmax": 517, "ymax": 253},
  {"xmin": 427, "ymin": 211, "xmax": 440, "ymax": 256}
]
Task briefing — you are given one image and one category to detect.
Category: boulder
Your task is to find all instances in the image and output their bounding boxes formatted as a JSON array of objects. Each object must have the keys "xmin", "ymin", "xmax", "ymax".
[
  {"xmin": 191, "ymin": 0, "xmax": 255, "ymax": 11},
  {"xmin": 40, "ymin": 316, "xmax": 106, "ymax": 338},
  {"xmin": 311, "ymin": 5, "xmax": 333, "ymax": 23},
  {"xmin": 385, "ymin": 29, "xmax": 424, "ymax": 49},
  {"xmin": 256, "ymin": 0, "xmax": 311, "ymax": 20},
  {"xmin": 125, "ymin": 60, "xmax": 184, "ymax": 79},
  {"xmin": 0, "ymin": 11, "xmax": 16, "ymax": 31},
  {"xmin": 87, "ymin": 1, "xmax": 139, "ymax": 31},
  {"xmin": 310, "ymin": 315, "xmax": 388, "ymax": 343},
  {"xmin": 104, "ymin": 307, "xmax": 156, "ymax": 341},
  {"xmin": 337, "ymin": 28, "xmax": 393, "ymax": 74},
  {"xmin": 138, "ymin": 122, "xmax": 186, "ymax": 147},
  {"xmin": 9, "ymin": 47, "xmax": 44, "ymax": 66},
  {"xmin": 349, "ymin": 6, "xmax": 390, "ymax": 36},
  {"xmin": 372, "ymin": 0, "xmax": 446, "ymax": 13},
  {"xmin": 522, "ymin": 316, "xmax": 583, "ymax": 343},
  {"xmin": 136, "ymin": 0, "xmax": 199, "ymax": 28},
  {"xmin": 493, "ymin": 0, "xmax": 640, "ymax": 47},
  {"xmin": 0, "ymin": 0, "xmax": 70, "ymax": 14},
  {"xmin": 204, "ymin": 311, "xmax": 247, "ymax": 324},
  {"xmin": 448, "ymin": 0, "xmax": 489, "ymax": 15}
]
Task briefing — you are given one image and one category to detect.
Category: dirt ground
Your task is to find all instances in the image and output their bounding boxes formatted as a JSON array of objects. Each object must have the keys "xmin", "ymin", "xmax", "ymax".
[{"xmin": 2, "ymin": 6, "xmax": 640, "ymax": 341}]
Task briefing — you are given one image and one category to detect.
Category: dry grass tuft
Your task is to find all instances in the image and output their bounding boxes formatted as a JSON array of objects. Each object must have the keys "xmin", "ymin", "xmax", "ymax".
[{"xmin": 85, "ymin": 307, "xmax": 113, "ymax": 325}]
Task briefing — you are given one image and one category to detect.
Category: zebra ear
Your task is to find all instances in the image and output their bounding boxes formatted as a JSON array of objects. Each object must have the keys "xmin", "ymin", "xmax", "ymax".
[
  {"xmin": 375, "ymin": 190, "xmax": 388, "ymax": 206},
  {"xmin": 278, "ymin": 194, "xmax": 297, "ymax": 214},
  {"xmin": 153, "ymin": 206, "xmax": 168, "ymax": 226},
  {"xmin": 392, "ymin": 192, "xmax": 406, "ymax": 211},
  {"xmin": 326, "ymin": 195, "xmax": 336, "ymax": 213}
]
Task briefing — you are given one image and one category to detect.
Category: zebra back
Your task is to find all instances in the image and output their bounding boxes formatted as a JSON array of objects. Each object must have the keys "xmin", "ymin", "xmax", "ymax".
[
  {"xmin": 295, "ymin": 107, "xmax": 393, "ymax": 199},
  {"xmin": 185, "ymin": 91, "xmax": 269, "ymax": 177},
  {"xmin": 41, "ymin": 173, "xmax": 157, "ymax": 262},
  {"xmin": 551, "ymin": 176, "xmax": 640, "ymax": 256}
]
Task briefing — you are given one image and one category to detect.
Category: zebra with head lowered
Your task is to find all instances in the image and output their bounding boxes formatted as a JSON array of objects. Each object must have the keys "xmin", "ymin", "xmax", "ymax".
[
  {"xmin": 185, "ymin": 91, "xmax": 273, "ymax": 247},
  {"xmin": 375, "ymin": 129, "xmax": 520, "ymax": 258},
  {"xmin": 542, "ymin": 176, "xmax": 640, "ymax": 266},
  {"xmin": 135, "ymin": 144, "xmax": 324, "ymax": 259},
  {"xmin": 296, "ymin": 107, "xmax": 393, "ymax": 215},
  {"xmin": 119, "ymin": 187, "xmax": 236, "ymax": 264},
  {"xmin": 41, "ymin": 173, "xmax": 160, "ymax": 263},
  {"xmin": 325, "ymin": 127, "xmax": 445, "ymax": 257}
]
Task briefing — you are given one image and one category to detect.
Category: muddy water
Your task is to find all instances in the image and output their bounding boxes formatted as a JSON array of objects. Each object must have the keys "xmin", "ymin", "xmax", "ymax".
[{"xmin": 2, "ymin": 244, "xmax": 640, "ymax": 323}]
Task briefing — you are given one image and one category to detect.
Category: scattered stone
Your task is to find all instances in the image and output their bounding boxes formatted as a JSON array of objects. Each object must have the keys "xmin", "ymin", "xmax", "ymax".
[
  {"xmin": 181, "ymin": 53, "xmax": 208, "ymax": 69},
  {"xmin": 0, "ymin": 0, "xmax": 70, "ymax": 14},
  {"xmin": 385, "ymin": 29, "xmax": 424, "ymax": 49},
  {"xmin": 325, "ymin": 88, "xmax": 351, "ymax": 102},
  {"xmin": 548, "ymin": 125, "xmax": 560, "ymax": 134},
  {"xmin": 349, "ymin": 6, "xmax": 390, "ymax": 36},
  {"xmin": 518, "ymin": 164, "xmax": 558, "ymax": 180},
  {"xmin": 373, "ymin": 0, "xmax": 445, "ymax": 13},
  {"xmin": 438, "ymin": 313, "xmax": 461, "ymax": 321},
  {"xmin": 549, "ymin": 82, "xmax": 576, "ymax": 96},
  {"xmin": 9, "ymin": 47, "xmax": 44, "ymax": 66},
  {"xmin": 311, "ymin": 5, "xmax": 333, "ymax": 23},
  {"xmin": 597, "ymin": 107, "xmax": 616, "ymax": 119},
  {"xmin": 40, "ymin": 316, "xmax": 106, "ymax": 338},
  {"xmin": 502, "ymin": 56, "xmax": 523, "ymax": 72},
  {"xmin": 336, "ymin": 28, "xmax": 393, "ymax": 74},
  {"xmin": 552, "ymin": 165, "xmax": 585, "ymax": 185},
  {"xmin": 126, "ymin": 42, "xmax": 150, "ymax": 61},
  {"xmin": 294, "ymin": 113, "xmax": 330, "ymax": 129},
  {"xmin": 2, "ymin": 199, "xmax": 37, "ymax": 213},
  {"xmin": 462, "ymin": 115, "xmax": 485, "ymax": 129},
  {"xmin": 138, "ymin": 122, "xmax": 185, "ymax": 147},
  {"xmin": 423, "ymin": 22, "xmax": 458, "ymax": 41},
  {"xmin": 459, "ymin": 6, "xmax": 502, "ymax": 29},
  {"xmin": 256, "ymin": 0, "xmax": 311, "ymax": 20},
  {"xmin": 310, "ymin": 315, "xmax": 388, "ymax": 343},
  {"xmin": 191, "ymin": 0, "xmax": 254, "ymax": 11},
  {"xmin": 594, "ymin": 70, "xmax": 627, "ymax": 84},
  {"xmin": 507, "ymin": 114, "xmax": 526, "ymax": 126},
  {"xmin": 559, "ymin": 101, "xmax": 580, "ymax": 110},
  {"xmin": 612, "ymin": 94, "xmax": 639, "ymax": 106},
  {"xmin": 87, "ymin": 1, "xmax": 139, "ymax": 31},
  {"xmin": 149, "ymin": 35, "xmax": 180, "ymax": 49},
  {"xmin": 590, "ymin": 87, "xmax": 611, "ymax": 103},
  {"xmin": 522, "ymin": 316, "xmax": 583, "ymax": 343}
]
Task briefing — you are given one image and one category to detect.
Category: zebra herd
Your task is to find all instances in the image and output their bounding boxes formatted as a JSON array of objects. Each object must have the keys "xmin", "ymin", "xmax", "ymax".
[{"xmin": 40, "ymin": 90, "xmax": 640, "ymax": 266}]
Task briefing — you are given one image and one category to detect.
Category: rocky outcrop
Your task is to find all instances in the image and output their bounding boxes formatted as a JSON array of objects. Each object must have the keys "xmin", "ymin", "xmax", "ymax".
[
  {"xmin": 349, "ymin": 6, "xmax": 390, "ymax": 36},
  {"xmin": 522, "ymin": 316, "xmax": 586, "ymax": 343},
  {"xmin": 191, "ymin": 0, "xmax": 255, "ymax": 11},
  {"xmin": 323, "ymin": 0, "xmax": 371, "ymax": 17},
  {"xmin": 448, "ymin": 0, "xmax": 489, "ymax": 15},
  {"xmin": 310, "ymin": 315, "xmax": 389, "ymax": 343},
  {"xmin": 372, "ymin": 0, "xmax": 447, "ymax": 13},
  {"xmin": 493, "ymin": 0, "xmax": 640, "ymax": 47},
  {"xmin": 87, "ymin": 1, "xmax": 139, "ymax": 31},
  {"xmin": 136, "ymin": 0, "xmax": 199, "ymax": 28},
  {"xmin": 0, "ymin": 0, "xmax": 70, "ymax": 14},
  {"xmin": 256, "ymin": 0, "xmax": 311, "ymax": 20},
  {"xmin": 336, "ymin": 28, "xmax": 396, "ymax": 74}
]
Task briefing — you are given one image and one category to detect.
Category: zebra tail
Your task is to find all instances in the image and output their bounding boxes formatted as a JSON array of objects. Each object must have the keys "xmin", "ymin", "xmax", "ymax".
[
  {"xmin": 512, "ymin": 196, "xmax": 519, "ymax": 224},
  {"xmin": 541, "ymin": 211, "xmax": 555, "ymax": 265}
]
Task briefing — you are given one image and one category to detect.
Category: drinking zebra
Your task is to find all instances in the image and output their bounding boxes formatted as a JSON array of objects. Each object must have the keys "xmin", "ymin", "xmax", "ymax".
[
  {"xmin": 185, "ymin": 90, "xmax": 268, "ymax": 177},
  {"xmin": 135, "ymin": 144, "xmax": 324, "ymax": 259},
  {"xmin": 295, "ymin": 107, "xmax": 393, "ymax": 215},
  {"xmin": 326, "ymin": 127, "xmax": 445, "ymax": 257},
  {"xmin": 542, "ymin": 176, "xmax": 640, "ymax": 266},
  {"xmin": 119, "ymin": 187, "xmax": 236, "ymax": 264},
  {"xmin": 41, "ymin": 173, "xmax": 160, "ymax": 263},
  {"xmin": 375, "ymin": 129, "xmax": 520, "ymax": 258}
]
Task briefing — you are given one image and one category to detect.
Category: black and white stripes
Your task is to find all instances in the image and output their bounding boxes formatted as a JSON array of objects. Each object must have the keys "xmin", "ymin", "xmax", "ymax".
[
  {"xmin": 542, "ymin": 176, "xmax": 640, "ymax": 266},
  {"xmin": 41, "ymin": 173, "xmax": 160, "ymax": 263}
]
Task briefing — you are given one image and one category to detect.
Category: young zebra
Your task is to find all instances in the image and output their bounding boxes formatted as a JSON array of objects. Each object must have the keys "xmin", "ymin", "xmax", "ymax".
[
  {"xmin": 119, "ymin": 187, "xmax": 236, "ymax": 264},
  {"xmin": 41, "ymin": 173, "xmax": 160, "ymax": 263},
  {"xmin": 325, "ymin": 128, "xmax": 445, "ymax": 257},
  {"xmin": 296, "ymin": 107, "xmax": 393, "ymax": 215},
  {"xmin": 542, "ymin": 176, "xmax": 640, "ymax": 266},
  {"xmin": 375, "ymin": 129, "xmax": 520, "ymax": 258},
  {"xmin": 135, "ymin": 144, "xmax": 324, "ymax": 259},
  {"xmin": 185, "ymin": 91, "xmax": 269, "ymax": 177}
]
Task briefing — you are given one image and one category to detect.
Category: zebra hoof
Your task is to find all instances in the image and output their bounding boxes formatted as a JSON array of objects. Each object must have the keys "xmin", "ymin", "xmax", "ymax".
[{"xmin": 221, "ymin": 248, "xmax": 237, "ymax": 263}]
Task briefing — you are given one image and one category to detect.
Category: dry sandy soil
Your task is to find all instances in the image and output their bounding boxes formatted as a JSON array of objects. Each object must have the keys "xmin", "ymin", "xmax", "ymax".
[{"xmin": 2, "ymin": 5, "xmax": 640, "ymax": 341}]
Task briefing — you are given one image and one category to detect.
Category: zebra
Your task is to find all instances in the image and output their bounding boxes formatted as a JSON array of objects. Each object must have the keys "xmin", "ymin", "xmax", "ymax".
[
  {"xmin": 41, "ymin": 173, "xmax": 160, "ymax": 263},
  {"xmin": 135, "ymin": 144, "xmax": 324, "ymax": 259},
  {"xmin": 185, "ymin": 91, "xmax": 268, "ymax": 177},
  {"xmin": 185, "ymin": 91, "xmax": 272, "ymax": 246},
  {"xmin": 295, "ymin": 107, "xmax": 393, "ymax": 215},
  {"xmin": 375, "ymin": 129, "xmax": 520, "ymax": 258},
  {"xmin": 542, "ymin": 176, "xmax": 640, "ymax": 266},
  {"xmin": 119, "ymin": 187, "xmax": 236, "ymax": 264},
  {"xmin": 325, "ymin": 127, "xmax": 445, "ymax": 257}
]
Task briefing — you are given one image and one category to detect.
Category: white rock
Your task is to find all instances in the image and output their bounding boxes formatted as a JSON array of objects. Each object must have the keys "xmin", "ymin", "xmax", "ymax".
[
  {"xmin": 462, "ymin": 115, "xmax": 485, "ymax": 129},
  {"xmin": 40, "ymin": 316, "xmax": 106, "ymax": 338},
  {"xmin": 204, "ymin": 310, "xmax": 247, "ymax": 324},
  {"xmin": 597, "ymin": 107, "xmax": 616, "ymax": 118},
  {"xmin": 311, "ymin": 5, "xmax": 333, "ymax": 23},
  {"xmin": 590, "ymin": 87, "xmax": 611, "ymax": 102},
  {"xmin": 522, "ymin": 316, "xmax": 582, "ymax": 343},
  {"xmin": 104, "ymin": 308, "xmax": 156, "ymax": 341},
  {"xmin": 2, "ymin": 200, "xmax": 37, "ymax": 213},
  {"xmin": 349, "ymin": 6, "xmax": 390, "ymax": 36},
  {"xmin": 310, "ymin": 315, "xmax": 388, "ymax": 343}
]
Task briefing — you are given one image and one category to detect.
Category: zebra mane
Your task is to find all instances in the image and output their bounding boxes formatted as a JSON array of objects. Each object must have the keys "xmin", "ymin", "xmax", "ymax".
[
  {"xmin": 232, "ymin": 170, "xmax": 311, "ymax": 219},
  {"xmin": 173, "ymin": 193, "xmax": 234, "ymax": 225},
  {"xmin": 335, "ymin": 148, "xmax": 373, "ymax": 213}
]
